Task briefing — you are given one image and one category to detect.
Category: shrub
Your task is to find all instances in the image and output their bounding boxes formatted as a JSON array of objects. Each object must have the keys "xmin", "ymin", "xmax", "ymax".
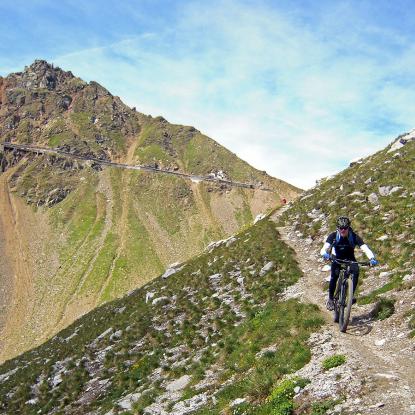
[
  {"xmin": 311, "ymin": 398, "xmax": 342, "ymax": 414},
  {"xmin": 266, "ymin": 377, "xmax": 309, "ymax": 415},
  {"xmin": 321, "ymin": 354, "xmax": 346, "ymax": 370},
  {"xmin": 372, "ymin": 298, "xmax": 395, "ymax": 321}
]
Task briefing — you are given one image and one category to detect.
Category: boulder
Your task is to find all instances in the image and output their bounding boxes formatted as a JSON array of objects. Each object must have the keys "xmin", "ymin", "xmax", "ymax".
[
  {"xmin": 145, "ymin": 292, "xmax": 156, "ymax": 303},
  {"xmin": 379, "ymin": 186, "xmax": 392, "ymax": 196},
  {"xmin": 387, "ymin": 130, "xmax": 415, "ymax": 153},
  {"xmin": 58, "ymin": 95, "xmax": 72, "ymax": 110},
  {"xmin": 375, "ymin": 339, "xmax": 386, "ymax": 347},
  {"xmin": 117, "ymin": 392, "xmax": 142, "ymax": 410},
  {"xmin": 151, "ymin": 296, "xmax": 169, "ymax": 306},
  {"xmin": 161, "ymin": 263, "xmax": 184, "ymax": 279},
  {"xmin": 254, "ymin": 213, "xmax": 266, "ymax": 224},
  {"xmin": 259, "ymin": 261, "xmax": 274, "ymax": 276},
  {"xmin": 230, "ymin": 398, "xmax": 247, "ymax": 407},
  {"xmin": 165, "ymin": 375, "xmax": 191, "ymax": 392},
  {"xmin": 368, "ymin": 193, "xmax": 379, "ymax": 205}
]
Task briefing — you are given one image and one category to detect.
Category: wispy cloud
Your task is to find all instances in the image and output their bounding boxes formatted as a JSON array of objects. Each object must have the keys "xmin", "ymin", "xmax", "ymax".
[{"xmin": 2, "ymin": 0, "xmax": 414, "ymax": 188}]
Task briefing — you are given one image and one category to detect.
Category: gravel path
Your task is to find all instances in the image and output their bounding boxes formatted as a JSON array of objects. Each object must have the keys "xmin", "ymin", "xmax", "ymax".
[{"xmin": 271, "ymin": 211, "xmax": 415, "ymax": 415}]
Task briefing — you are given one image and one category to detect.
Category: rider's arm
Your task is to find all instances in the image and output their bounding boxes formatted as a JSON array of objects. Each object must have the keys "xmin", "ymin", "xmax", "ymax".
[
  {"xmin": 320, "ymin": 242, "xmax": 331, "ymax": 256},
  {"xmin": 360, "ymin": 244, "xmax": 375, "ymax": 260},
  {"xmin": 356, "ymin": 234, "xmax": 375, "ymax": 260},
  {"xmin": 321, "ymin": 232, "xmax": 336, "ymax": 256}
]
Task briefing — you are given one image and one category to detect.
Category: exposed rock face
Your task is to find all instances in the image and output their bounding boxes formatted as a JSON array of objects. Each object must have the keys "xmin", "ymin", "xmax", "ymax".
[
  {"xmin": 387, "ymin": 129, "xmax": 415, "ymax": 153},
  {"xmin": 21, "ymin": 60, "xmax": 71, "ymax": 90}
]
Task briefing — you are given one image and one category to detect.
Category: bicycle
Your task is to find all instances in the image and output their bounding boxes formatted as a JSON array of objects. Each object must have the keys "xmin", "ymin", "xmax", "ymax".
[{"xmin": 330, "ymin": 258, "xmax": 371, "ymax": 333}]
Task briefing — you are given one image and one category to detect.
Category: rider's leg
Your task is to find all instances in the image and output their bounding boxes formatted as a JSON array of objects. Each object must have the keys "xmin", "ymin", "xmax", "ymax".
[
  {"xmin": 350, "ymin": 263, "xmax": 360, "ymax": 294},
  {"xmin": 329, "ymin": 262, "xmax": 340, "ymax": 300}
]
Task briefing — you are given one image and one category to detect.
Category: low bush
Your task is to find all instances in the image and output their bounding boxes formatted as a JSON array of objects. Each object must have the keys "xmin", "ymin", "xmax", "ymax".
[
  {"xmin": 371, "ymin": 298, "xmax": 395, "ymax": 321},
  {"xmin": 266, "ymin": 377, "xmax": 310, "ymax": 415},
  {"xmin": 321, "ymin": 354, "xmax": 346, "ymax": 370}
]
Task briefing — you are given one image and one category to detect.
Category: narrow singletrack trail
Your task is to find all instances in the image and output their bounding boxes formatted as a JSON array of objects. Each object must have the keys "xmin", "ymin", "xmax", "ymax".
[{"xmin": 271, "ymin": 211, "xmax": 415, "ymax": 415}]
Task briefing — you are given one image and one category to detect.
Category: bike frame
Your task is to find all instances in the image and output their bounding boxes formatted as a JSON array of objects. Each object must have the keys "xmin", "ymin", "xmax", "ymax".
[{"xmin": 330, "ymin": 258, "xmax": 370, "ymax": 332}]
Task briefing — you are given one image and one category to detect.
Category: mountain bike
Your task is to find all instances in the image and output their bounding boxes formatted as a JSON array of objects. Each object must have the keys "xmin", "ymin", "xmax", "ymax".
[{"xmin": 330, "ymin": 258, "xmax": 371, "ymax": 333}]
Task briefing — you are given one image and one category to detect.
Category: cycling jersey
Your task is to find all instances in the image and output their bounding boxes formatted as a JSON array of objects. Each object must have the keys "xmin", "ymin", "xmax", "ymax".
[{"xmin": 326, "ymin": 230, "xmax": 364, "ymax": 261}]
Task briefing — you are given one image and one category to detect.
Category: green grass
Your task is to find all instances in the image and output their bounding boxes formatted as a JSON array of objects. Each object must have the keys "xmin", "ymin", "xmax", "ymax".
[
  {"xmin": 16, "ymin": 119, "xmax": 32, "ymax": 143},
  {"xmin": 135, "ymin": 143, "xmax": 174, "ymax": 164},
  {"xmin": 266, "ymin": 377, "xmax": 310, "ymax": 415},
  {"xmin": 310, "ymin": 398, "xmax": 343, "ymax": 414},
  {"xmin": 50, "ymin": 178, "xmax": 99, "ymax": 261},
  {"xmin": 358, "ymin": 278, "xmax": 403, "ymax": 305},
  {"xmin": 99, "ymin": 204, "xmax": 164, "ymax": 302},
  {"xmin": 322, "ymin": 354, "xmax": 346, "ymax": 370},
  {"xmin": 48, "ymin": 131, "xmax": 75, "ymax": 147},
  {"xmin": 0, "ymin": 218, "xmax": 324, "ymax": 415},
  {"xmin": 371, "ymin": 298, "xmax": 395, "ymax": 321},
  {"xmin": 235, "ymin": 197, "xmax": 254, "ymax": 227}
]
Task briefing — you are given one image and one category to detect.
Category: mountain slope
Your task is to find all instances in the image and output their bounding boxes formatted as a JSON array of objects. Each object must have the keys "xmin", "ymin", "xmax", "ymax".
[
  {"xmin": 278, "ymin": 132, "xmax": 415, "ymax": 294},
  {"xmin": 274, "ymin": 133, "xmax": 415, "ymax": 413},
  {"xmin": 0, "ymin": 60, "xmax": 301, "ymax": 363},
  {"xmin": 0, "ymin": 216, "xmax": 324, "ymax": 415},
  {"xmin": 0, "ymin": 130, "xmax": 414, "ymax": 415}
]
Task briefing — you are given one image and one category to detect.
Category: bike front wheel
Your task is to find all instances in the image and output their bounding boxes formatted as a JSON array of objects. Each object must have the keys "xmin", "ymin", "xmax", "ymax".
[{"xmin": 339, "ymin": 278, "xmax": 354, "ymax": 332}]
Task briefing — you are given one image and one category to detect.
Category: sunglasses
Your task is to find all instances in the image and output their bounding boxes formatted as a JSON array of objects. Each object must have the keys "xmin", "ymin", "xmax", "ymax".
[{"xmin": 338, "ymin": 226, "xmax": 349, "ymax": 230}]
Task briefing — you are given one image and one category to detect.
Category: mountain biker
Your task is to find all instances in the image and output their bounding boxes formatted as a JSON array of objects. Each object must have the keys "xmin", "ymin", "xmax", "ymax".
[{"xmin": 320, "ymin": 216, "xmax": 378, "ymax": 310}]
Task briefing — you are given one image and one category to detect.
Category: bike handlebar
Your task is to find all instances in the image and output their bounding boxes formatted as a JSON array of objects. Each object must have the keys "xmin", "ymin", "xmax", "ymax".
[{"xmin": 329, "ymin": 257, "xmax": 372, "ymax": 266}]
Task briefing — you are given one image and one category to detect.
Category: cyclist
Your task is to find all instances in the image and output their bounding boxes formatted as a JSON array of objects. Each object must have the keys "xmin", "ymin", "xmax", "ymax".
[{"xmin": 320, "ymin": 216, "xmax": 378, "ymax": 310}]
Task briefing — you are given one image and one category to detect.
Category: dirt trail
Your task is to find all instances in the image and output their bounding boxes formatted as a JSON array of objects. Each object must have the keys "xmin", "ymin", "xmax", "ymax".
[
  {"xmin": 271, "ymin": 211, "xmax": 415, "ymax": 414},
  {"xmin": 0, "ymin": 163, "xmax": 35, "ymax": 361}
]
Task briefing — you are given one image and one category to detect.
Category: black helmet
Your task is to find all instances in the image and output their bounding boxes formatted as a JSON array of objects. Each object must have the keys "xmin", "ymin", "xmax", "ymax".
[{"xmin": 336, "ymin": 216, "xmax": 351, "ymax": 229}]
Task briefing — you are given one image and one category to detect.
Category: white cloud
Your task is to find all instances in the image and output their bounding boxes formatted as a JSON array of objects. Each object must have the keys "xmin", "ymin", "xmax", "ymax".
[{"xmin": 49, "ymin": 0, "xmax": 414, "ymax": 189}]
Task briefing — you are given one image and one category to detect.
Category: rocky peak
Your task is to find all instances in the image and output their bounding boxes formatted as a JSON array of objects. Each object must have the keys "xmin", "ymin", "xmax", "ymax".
[
  {"xmin": 9, "ymin": 59, "xmax": 75, "ymax": 91},
  {"xmin": 88, "ymin": 80, "xmax": 112, "ymax": 99}
]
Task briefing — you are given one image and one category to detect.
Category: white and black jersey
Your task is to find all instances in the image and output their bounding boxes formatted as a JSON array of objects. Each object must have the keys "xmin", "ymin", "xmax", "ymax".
[
  {"xmin": 326, "ymin": 231, "xmax": 363, "ymax": 261},
  {"xmin": 320, "ymin": 229, "xmax": 375, "ymax": 261}
]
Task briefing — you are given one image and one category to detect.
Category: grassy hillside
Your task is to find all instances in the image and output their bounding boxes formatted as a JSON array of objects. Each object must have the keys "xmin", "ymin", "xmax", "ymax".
[
  {"xmin": 278, "ymin": 135, "xmax": 415, "ymax": 308},
  {"xmin": 0, "ymin": 217, "xmax": 324, "ymax": 415}
]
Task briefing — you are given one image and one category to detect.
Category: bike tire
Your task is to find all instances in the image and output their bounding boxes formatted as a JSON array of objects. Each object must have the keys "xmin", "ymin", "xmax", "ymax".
[
  {"xmin": 339, "ymin": 278, "xmax": 354, "ymax": 332},
  {"xmin": 333, "ymin": 272, "xmax": 342, "ymax": 323},
  {"xmin": 333, "ymin": 302, "xmax": 339, "ymax": 323}
]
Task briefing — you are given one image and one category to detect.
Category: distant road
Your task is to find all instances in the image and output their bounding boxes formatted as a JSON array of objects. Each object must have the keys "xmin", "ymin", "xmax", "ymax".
[{"xmin": 1, "ymin": 142, "xmax": 273, "ymax": 192}]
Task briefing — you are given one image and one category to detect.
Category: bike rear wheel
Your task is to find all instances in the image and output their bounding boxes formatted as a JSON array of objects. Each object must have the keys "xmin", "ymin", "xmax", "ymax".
[
  {"xmin": 333, "ymin": 302, "xmax": 340, "ymax": 323},
  {"xmin": 339, "ymin": 277, "xmax": 354, "ymax": 332}
]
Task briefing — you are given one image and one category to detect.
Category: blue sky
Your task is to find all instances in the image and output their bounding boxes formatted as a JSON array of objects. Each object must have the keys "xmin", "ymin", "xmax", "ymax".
[{"xmin": 1, "ymin": 0, "xmax": 415, "ymax": 188}]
